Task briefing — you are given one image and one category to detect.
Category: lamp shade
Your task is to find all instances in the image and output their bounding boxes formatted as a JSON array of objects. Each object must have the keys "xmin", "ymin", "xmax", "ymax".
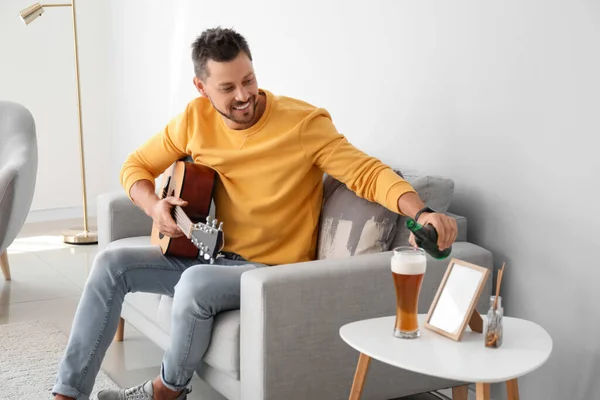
[{"xmin": 19, "ymin": 3, "xmax": 44, "ymax": 25}]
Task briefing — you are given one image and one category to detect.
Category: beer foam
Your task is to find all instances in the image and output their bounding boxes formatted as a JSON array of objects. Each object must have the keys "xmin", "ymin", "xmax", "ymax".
[{"xmin": 391, "ymin": 253, "xmax": 426, "ymax": 275}]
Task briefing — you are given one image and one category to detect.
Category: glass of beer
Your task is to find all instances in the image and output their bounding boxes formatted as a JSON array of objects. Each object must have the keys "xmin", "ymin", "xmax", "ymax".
[{"xmin": 391, "ymin": 246, "xmax": 426, "ymax": 339}]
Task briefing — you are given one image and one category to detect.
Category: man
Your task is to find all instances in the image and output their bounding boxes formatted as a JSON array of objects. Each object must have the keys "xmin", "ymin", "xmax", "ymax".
[{"xmin": 53, "ymin": 27, "xmax": 457, "ymax": 400}]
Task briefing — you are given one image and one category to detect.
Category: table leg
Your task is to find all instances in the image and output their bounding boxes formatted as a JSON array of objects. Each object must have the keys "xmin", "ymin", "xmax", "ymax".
[
  {"xmin": 452, "ymin": 385, "xmax": 469, "ymax": 400},
  {"xmin": 349, "ymin": 353, "xmax": 371, "ymax": 400},
  {"xmin": 475, "ymin": 383, "xmax": 490, "ymax": 400},
  {"xmin": 506, "ymin": 379, "xmax": 520, "ymax": 400}
]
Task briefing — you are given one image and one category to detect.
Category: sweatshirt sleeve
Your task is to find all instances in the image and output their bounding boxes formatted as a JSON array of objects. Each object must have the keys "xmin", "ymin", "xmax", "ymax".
[
  {"xmin": 120, "ymin": 105, "xmax": 190, "ymax": 199},
  {"xmin": 299, "ymin": 109, "xmax": 416, "ymax": 214}
]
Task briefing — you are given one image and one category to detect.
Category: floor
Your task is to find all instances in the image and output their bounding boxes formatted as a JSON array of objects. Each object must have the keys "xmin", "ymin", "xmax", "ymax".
[{"xmin": 0, "ymin": 218, "xmax": 473, "ymax": 400}]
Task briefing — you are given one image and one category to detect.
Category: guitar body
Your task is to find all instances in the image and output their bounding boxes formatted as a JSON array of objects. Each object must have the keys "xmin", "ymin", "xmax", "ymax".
[{"xmin": 150, "ymin": 161, "xmax": 217, "ymax": 259}]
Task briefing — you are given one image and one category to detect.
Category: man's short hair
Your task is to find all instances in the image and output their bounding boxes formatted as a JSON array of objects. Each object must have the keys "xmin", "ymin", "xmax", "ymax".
[{"xmin": 191, "ymin": 27, "xmax": 252, "ymax": 79}]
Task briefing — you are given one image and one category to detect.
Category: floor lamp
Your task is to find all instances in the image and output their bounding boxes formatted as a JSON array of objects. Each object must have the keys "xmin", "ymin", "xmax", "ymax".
[{"xmin": 19, "ymin": 1, "xmax": 97, "ymax": 244}]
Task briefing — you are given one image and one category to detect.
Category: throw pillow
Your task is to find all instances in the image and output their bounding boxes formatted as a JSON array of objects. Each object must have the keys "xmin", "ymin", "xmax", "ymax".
[{"xmin": 317, "ymin": 173, "xmax": 402, "ymax": 260}]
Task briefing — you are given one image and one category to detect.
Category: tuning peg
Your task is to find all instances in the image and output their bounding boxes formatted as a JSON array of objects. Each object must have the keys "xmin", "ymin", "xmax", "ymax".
[
  {"xmin": 206, "ymin": 216, "xmax": 211, "ymax": 225},
  {"xmin": 212, "ymin": 218, "xmax": 217, "ymax": 228},
  {"xmin": 218, "ymin": 221, "xmax": 223, "ymax": 231}
]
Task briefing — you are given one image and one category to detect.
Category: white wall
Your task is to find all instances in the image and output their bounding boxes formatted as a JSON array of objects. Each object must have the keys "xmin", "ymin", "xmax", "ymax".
[
  {"xmin": 110, "ymin": 0, "xmax": 600, "ymax": 398},
  {"xmin": 0, "ymin": 0, "xmax": 112, "ymax": 222}
]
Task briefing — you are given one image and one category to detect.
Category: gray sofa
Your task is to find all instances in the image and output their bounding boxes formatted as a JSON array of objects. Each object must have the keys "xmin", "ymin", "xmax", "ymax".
[{"xmin": 97, "ymin": 174, "xmax": 493, "ymax": 400}]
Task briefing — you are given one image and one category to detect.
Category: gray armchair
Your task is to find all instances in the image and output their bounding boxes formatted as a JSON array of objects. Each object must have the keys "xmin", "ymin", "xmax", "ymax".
[{"xmin": 0, "ymin": 101, "xmax": 38, "ymax": 280}]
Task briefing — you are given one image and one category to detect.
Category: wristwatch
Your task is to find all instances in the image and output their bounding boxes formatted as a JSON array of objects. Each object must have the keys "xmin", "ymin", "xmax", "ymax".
[{"xmin": 414, "ymin": 206, "xmax": 436, "ymax": 223}]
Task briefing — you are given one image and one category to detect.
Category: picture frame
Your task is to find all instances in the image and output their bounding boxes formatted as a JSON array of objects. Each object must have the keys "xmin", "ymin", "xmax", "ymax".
[{"xmin": 424, "ymin": 258, "xmax": 490, "ymax": 341}]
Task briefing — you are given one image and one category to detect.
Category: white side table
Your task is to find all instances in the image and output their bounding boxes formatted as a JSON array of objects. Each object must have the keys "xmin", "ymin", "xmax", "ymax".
[{"xmin": 340, "ymin": 314, "xmax": 552, "ymax": 400}]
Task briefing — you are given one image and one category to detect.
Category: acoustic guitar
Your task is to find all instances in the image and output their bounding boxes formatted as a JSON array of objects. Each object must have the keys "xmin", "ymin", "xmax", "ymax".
[{"xmin": 150, "ymin": 161, "xmax": 224, "ymax": 263}]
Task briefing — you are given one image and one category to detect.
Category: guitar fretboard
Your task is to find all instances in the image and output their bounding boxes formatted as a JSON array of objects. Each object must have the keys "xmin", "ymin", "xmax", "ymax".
[{"xmin": 173, "ymin": 206, "xmax": 193, "ymax": 236}]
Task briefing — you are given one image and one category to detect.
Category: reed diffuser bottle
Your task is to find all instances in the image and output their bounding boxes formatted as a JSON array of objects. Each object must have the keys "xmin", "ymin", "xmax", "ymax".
[{"xmin": 485, "ymin": 295, "xmax": 503, "ymax": 348}]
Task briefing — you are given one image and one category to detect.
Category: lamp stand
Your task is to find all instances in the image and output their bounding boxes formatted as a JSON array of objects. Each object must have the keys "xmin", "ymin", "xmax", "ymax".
[
  {"xmin": 19, "ymin": 1, "xmax": 97, "ymax": 244},
  {"xmin": 61, "ymin": 0, "xmax": 97, "ymax": 244}
]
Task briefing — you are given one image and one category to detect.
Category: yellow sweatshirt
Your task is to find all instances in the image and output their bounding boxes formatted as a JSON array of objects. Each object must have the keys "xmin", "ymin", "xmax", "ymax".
[{"xmin": 120, "ymin": 89, "xmax": 415, "ymax": 265}]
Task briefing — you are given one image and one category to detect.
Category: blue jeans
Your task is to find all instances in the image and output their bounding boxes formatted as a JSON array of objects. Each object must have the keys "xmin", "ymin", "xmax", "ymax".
[{"xmin": 52, "ymin": 245, "xmax": 263, "ymax": 399}]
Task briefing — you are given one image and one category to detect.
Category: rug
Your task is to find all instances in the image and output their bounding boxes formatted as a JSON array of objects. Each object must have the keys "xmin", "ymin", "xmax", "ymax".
[{"xmin": 0, "ymin": 320, "xmax": 120, "ymax": 399}]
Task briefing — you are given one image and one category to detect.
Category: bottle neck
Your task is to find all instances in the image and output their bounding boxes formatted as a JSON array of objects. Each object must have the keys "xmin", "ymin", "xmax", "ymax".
[{"xmin": 490, "ymin": 296, "xmax": 502, "ymax": 309}]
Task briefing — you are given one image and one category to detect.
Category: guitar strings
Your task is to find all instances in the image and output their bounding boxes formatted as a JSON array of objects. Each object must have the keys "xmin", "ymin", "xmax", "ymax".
[
  {"xmin": 174, "ymin": 207, "xmax": 192, "ymax": 235},
  {"xmin": 174, "ymin": 206, "xmax": 224, "ymax": 253}
]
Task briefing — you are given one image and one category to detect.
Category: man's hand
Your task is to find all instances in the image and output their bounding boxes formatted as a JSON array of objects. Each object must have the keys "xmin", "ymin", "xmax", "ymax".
[
  {"xmin": 129, "ymin": 179, "xmax": 188, "ymax": 239},
  {"xmin": 408, "ymin": 212, "xmax": 458, "ymax": 250},
  {"xmin": 149, "ymin": 196, "xmax": 188, "ymax": 239}
]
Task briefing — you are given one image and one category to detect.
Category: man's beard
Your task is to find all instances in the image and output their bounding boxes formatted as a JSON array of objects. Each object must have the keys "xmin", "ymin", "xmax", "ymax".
[{"xmin": 209, "ymin": 95, "xmax": 258, "ymax": 126}]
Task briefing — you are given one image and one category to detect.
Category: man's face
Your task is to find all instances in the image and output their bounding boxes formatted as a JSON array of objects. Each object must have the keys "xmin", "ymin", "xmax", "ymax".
[{"xmin": 194, "ymin": 53, "xmax": 259, "ymax": 129}]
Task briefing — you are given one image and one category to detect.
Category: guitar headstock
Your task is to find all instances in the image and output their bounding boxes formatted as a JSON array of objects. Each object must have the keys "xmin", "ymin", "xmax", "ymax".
[{"xmin": 189, "ymin": 216, "xmax": 224, "ymax": 263}]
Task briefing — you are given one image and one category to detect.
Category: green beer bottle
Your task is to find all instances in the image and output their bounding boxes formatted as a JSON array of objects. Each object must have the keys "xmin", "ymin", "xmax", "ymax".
[{"xmin": 406, "ymin": 219, "xmax": 452, "ymax": 260}]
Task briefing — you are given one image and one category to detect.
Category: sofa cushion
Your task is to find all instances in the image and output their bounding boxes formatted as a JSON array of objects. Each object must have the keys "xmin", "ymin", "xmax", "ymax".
[
  {"xmin": 107, "ymin": 236, "xmax": 242, "ymax": 380},
  {"xmin": 391, "ymin": 175, "xmax": 455, "ymax": 248},
  {"xmin": 317, "ymin": 174, "xmax": 400, "ymax": 260}
]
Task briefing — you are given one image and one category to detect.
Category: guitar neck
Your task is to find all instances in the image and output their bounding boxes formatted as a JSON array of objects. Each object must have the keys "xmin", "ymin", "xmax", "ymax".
[{"xmin": 173, "ymin": 205, "xmax": 194, "ymax": 237}]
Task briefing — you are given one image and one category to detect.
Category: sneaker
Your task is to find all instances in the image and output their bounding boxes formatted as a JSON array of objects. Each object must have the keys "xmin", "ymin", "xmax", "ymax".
[{"xmin": 92, "ymin": 380, "xmax": 190, "ymax": 400}]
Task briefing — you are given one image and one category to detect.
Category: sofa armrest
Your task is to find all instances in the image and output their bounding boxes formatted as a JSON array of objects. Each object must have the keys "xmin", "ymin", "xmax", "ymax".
[
  {"xmin": 240, "ymin": 242, "xmax": 493, "ymax": 400},
  {"xmin": 97, "ymin": 191, "xmax": 152, "ymax": 250}
]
